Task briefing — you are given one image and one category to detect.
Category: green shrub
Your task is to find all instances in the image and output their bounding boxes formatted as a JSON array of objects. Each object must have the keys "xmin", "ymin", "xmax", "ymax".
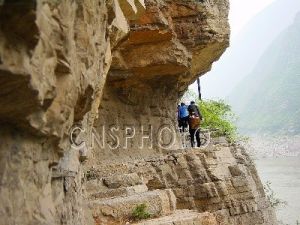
[
  {"xmin": 132, "ymin": 203, "xmax": 151, "ymax": 221},
  {"xmin": 180, "ymin": 89, "xmax": 243, "ymax": 142},
  {"xmin": 264, "ymin": 181, "xmax": 287, "ymax": 208},
  {"xmin": 198, "ymin": 99, "xmax": 240, "ymax": 142}
]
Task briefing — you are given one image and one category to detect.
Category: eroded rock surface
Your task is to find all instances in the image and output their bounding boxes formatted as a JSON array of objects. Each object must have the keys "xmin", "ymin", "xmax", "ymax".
[
  {"xmin": 0, "ymin": 0, "xmax": 277, "ymax": 225},
  {"xmin": 85, "ymin": 141, "xmax": 277, "ymax": 225},
  {"xmin": 95, "ymin": 0, "xmax": 230, "ymax": 159}
]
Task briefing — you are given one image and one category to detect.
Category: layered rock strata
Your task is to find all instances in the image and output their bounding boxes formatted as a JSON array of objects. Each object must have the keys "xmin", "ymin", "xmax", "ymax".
[
  {"xmin": 86, "ymin": 140, "xmax": 277, "ymax": 225},
  {"xmin": 0, "ymin": 0, "xmax": 277, "ymax": 225}
]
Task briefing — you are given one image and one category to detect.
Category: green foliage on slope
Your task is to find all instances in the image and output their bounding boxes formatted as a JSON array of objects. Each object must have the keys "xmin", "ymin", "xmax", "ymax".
[
  {"xmin": 181, "ymin": 90, "xmax": 240, "ymax": 142},
  {"xmin": 198, "ymin": 99, "xmax": 239, "ymax": 142},
  {"xmin": 229, "ymin": 14, "xmax": 300, "ymax": 135}
]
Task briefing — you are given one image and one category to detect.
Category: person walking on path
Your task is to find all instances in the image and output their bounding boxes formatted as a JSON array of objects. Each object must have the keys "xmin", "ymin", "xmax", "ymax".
[
  {"xmin": 178, "ymin": 103, "xmax": 189, "ymax": 132},
  {"xmin": 188, "ymin": 101, "xmax": 202, "ymax": 147},
  {"xmin": 188, "ymin": 101, "xmax": 201, "ymax": 117}
]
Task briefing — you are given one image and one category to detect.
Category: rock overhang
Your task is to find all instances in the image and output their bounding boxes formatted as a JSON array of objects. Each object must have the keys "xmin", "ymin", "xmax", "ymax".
[
  {"xmin": 108, "ymin": 0, "xmax": 230, "ymax": 94},
  {"xmin": 0, "ymin": 0, "xmax": 229, "ymax": 137},
  {"xmin": 0, "ymin": 1, "xmax": 278, "ymax": 225}
]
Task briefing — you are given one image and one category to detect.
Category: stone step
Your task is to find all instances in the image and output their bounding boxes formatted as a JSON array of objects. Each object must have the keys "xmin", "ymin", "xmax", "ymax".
[
  {"xmin": 90, "ymin": 189, "xmax": 176, "ymax": 221},
  {"xmin": 103, "ymin": 173, "xmax": 143, "ymax": 189},
  {"xmin": 133, "ymin": 210, "xmax": 217, "ymax": 225},
  {"xmin": 89, "ymin": 184, "xmax": 148, "ymax": 200},
  {"xmin": 86, "ymin": 172, "xmax": 147, "ymax": 200}
]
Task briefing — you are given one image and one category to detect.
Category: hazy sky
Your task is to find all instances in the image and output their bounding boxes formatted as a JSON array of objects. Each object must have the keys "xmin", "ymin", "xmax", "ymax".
[
  {"xmin": 190, "ymin": 0, "xmax": 277, "ymax": 98},
  {"xmin": 230, "ymin": 0, "xmax": 276, "ymax": 37}
]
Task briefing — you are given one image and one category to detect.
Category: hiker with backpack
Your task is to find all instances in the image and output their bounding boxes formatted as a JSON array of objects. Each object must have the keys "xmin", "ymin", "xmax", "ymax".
[{"xmin": 188, "ymin": 101, "xmax": 202, "ymax": 147}]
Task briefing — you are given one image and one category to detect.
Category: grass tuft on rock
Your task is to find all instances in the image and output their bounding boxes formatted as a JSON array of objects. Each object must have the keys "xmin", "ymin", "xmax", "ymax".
[{"xmin": 132, "ymin": 203, "xmax": 151, "ymax": 221}]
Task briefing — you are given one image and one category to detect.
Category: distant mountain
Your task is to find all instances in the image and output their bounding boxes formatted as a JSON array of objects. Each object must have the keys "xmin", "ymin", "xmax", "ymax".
[
  {"xmin": 228, "ymin": 13, "xmax": 300, "ymax": 134},
  {"xmin": 200, "ymin": 0, "xmax": 300, "ymax": 99}
]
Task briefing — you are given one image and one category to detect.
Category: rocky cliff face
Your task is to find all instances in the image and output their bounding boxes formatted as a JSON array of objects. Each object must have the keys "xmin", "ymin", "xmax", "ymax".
[
  {"xmin": 0, "ymin": 0, "xmax": 276, "ymax": 225},
  {"xmin": 86, "ymin": 139, "xmax": 277, "ymax": 225}
]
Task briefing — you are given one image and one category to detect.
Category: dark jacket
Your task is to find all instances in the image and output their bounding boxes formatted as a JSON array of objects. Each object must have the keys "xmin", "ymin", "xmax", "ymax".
[{"xmin": 188, "ymin": 104, "xmax": 203, "ymax": 120}]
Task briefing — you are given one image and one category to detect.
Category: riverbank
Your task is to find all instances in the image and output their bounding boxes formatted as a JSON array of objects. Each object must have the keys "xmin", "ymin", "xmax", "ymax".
[{"xmin": 256, "ymin": 157, "xmax": 300, "ymax": 225}]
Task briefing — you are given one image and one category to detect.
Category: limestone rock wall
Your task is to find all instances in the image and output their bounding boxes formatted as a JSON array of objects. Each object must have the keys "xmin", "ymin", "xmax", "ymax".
[
  {"xmin": 0, "ymin": 0, "xmax": 113, "ymax": 224},
  {"xmin": 86, "ymin": 140, "xmax": 278, "ymax": 225},
  {"xmin": 0, "ymin": 0, "xmax": 277, "ymax": 225},
  {"xmin": 93, "ymin": 0, "xmax": 230, "ymax": 160}
]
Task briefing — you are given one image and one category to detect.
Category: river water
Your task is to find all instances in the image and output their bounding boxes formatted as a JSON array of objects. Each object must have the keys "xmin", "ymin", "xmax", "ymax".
[{"xmin": 256, "ymin": 157, "xmax": 300, "ymax": 225}]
